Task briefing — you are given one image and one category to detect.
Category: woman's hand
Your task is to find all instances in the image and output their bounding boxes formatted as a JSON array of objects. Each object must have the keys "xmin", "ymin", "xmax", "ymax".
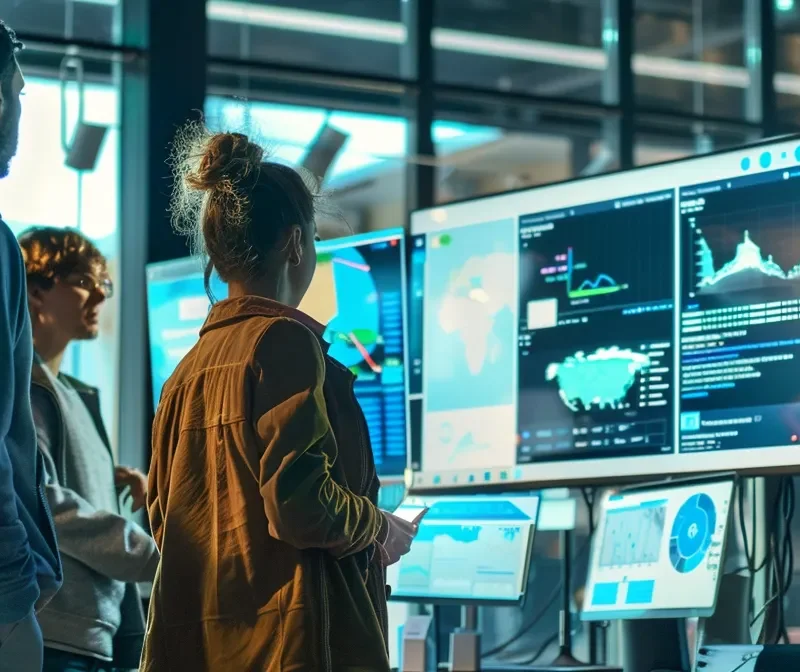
[
  {"xmin": 115, "ymin": 466, "xmax": 148, "ymax": 513},
  {"xmin": 378, "ymin": 508, "xmax": 428, "ymax": 566}
]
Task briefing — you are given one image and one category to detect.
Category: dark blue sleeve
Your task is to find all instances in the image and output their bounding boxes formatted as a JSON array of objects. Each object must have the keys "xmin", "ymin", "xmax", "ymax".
[{"xmin": 0, "ymin": 220, "xmax": 38, "ymax": 624}]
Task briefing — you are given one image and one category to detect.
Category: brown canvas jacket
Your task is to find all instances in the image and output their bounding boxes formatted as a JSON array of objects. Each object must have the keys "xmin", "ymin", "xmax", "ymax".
[{"xmin": 141, "ymin": 295, "xmax": 392, "ymax": 672}]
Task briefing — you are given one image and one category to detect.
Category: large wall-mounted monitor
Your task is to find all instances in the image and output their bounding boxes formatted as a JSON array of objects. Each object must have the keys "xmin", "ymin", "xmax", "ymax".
[
  {"xmin": 581, "ymin": 476, "xmax": 734, "ymax": 621},
  {"xmin": 408, "ymin": 135, "xmax": 800, "ymax": 491},
  {"xmin": 146, "ymin": 228, "xmax": 409, "ymax": 479},
  {"xmin": 387, "ymin": 493, "xmax": 539, "ymax": 605}
]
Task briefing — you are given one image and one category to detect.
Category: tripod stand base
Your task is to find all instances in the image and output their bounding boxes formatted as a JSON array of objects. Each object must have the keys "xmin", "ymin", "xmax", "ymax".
[{"xmin": 549, "ymin": 649, "xmax": 587, "ymax": 667}]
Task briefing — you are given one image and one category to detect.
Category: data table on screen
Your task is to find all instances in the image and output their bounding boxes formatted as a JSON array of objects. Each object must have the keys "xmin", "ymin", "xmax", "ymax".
[{"xmin": 678, "ymin": 169, "xmax": 800, "ymax": 455}]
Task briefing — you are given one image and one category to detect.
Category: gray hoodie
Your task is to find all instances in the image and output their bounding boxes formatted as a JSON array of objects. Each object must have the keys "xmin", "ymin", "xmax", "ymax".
[{"xmin": 30, "ymin": 359, "xmax": 158, "ymax": 668}]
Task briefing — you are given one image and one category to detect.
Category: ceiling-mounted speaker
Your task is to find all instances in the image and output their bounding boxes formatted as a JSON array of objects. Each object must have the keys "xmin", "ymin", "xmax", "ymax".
[
  {"xmin": 302, "ymin": 124, "xmax": 349, "ymax": 184},
  {"xmin": 65, "ymin": 122, "xmax": 109, "ymax": 172}
]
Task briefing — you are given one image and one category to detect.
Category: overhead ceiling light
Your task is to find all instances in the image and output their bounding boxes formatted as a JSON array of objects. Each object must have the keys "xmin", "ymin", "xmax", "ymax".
[
  {"xmin": 207, "ymin": 2, "xmax": 405, "ymax": 43},
  {"xmin": 432, "ymin": 28, "xmax": 605, "ymax": 71},
  {"xmin": 207, "ymin": 1, "xmax": 800, "ymax": 94}
]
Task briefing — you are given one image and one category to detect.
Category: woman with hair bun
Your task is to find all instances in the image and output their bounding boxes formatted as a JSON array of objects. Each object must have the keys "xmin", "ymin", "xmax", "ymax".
[{"xmin": 141, "ymin": 127, "xmax": 420, "ymax": 671}]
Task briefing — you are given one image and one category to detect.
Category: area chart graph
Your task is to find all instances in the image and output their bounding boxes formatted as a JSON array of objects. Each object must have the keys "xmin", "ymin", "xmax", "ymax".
[{"xmin": 695, "ymin": 229, "xmax": 800, "ymax": 294}]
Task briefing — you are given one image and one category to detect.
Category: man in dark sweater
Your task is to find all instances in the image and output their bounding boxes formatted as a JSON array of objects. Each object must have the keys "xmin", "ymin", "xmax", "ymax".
[
  {"xmin": 0, "ymin": 19, "xmax": 62, "ymax": 672},
  {"xmin": 19, "ymin": 227, "xmax": 159, "ymax": 672}
]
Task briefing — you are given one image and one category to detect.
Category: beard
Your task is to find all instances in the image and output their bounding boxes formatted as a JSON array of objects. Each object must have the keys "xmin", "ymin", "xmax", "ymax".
[{"xmin": 0, "ymin": 91, "xmax": 20, "ymax": 179}]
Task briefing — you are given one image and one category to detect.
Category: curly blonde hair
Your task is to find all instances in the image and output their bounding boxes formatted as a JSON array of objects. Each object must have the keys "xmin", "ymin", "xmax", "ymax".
[{"xmin": 169, "ymin": 121, "xmax": 326, "ymax": 285}]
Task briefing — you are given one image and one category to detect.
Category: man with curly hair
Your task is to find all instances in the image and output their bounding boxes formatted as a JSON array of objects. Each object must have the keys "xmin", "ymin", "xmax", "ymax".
[
  {"xmin": 19, "ymin": 226, "xmax": 159, "ymax": 672},
  {"xmin": 0, "ymin": 18, "xmax": 62, "ymax": 671}
]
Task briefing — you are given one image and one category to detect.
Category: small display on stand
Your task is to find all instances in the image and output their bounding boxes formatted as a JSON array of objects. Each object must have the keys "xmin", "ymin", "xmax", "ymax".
[
  {"xmin": 582, "ymin": 475, "xmax": 734, "ymax": 621},
  {"xmin": 580, "ymin": 475, "xmax": 736, "ymax": 672},
  {"xmin": 388, "ymin": 494, "xmax": 540, "ymax": 605},
  {"xmin": 389, "ymin": 494, "xmax": 539, "ymax": 672}
]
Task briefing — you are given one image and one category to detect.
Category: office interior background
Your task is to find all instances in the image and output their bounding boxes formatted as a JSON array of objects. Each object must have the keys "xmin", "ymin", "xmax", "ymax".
[{"xmin": 3, "ymin": 0, "xmax": 800, "ymax": 659}]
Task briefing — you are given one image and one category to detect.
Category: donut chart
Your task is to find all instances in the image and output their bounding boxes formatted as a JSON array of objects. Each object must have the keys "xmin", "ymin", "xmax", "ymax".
[{"xmin": 669, "ymin": 493, "xmax": 716, "ymax": 573}]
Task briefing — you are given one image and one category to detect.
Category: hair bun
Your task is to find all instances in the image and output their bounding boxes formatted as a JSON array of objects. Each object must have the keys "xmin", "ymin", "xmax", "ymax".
[{"xmin": 185, "ymin": 132, "xmax": 264, "ymax": 192}]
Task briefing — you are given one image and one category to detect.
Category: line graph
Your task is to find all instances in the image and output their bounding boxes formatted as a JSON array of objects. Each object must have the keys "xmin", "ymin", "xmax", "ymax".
[
  {"xmin": 521, "ymin": 194, "xmax": 673, "ymax": 321},
  {"xmin": 566, "ymin": 247, "xmax": 629, "ymax": 299}
]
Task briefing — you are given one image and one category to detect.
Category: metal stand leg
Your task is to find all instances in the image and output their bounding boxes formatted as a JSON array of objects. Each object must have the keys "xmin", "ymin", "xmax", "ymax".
[
  {"xmin": 449, "ymin": 605, "xmax": 481, "ymax": 671},
  {"xmin": 549, "ymin": 529, "xmax": 588, "ymax": 667}
]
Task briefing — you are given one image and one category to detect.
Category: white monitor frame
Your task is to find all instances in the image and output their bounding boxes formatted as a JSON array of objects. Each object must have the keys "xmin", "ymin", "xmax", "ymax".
[
  {"xmin": 581, "ymin": 474, "xmax": 736, "ymax": 621},
  {"xmin": 408, "ymin": 135, "xmax": 800, "ymax": 492}
]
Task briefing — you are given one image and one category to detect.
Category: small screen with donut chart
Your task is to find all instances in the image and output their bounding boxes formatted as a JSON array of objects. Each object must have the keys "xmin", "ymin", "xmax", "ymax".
[{"xmin": 581, "ymin": 478, "xmax": 734, "ymax": 621}]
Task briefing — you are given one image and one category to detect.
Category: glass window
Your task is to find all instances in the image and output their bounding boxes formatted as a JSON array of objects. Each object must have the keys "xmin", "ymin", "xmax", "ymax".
[
  {"xmin": 635, "ymin": 119, "xmax": 756, "ymax": 167},
  {"xmin": 207, "ymin": 0, "xmax": 405, "ymax": 77},
  {"xmin": 1, "ymin": 0, "xmax": 120, "ymax": 45},
  {"xmin": 205, "ymin": 94, "xmax": 410, "ymax": 238},
  {"xmin": 634, "ymin": 0, "xmax": 748, "ymax": 119},
  {"xmin": 0, "ymin": 55, "xmax": 121, "ymax": 456},
  {"xmin": 434, "ymin": 102, "xmax": 612, "ymax": 203},
  {"xmin": 434, "ymin": 0, "xmax": 605, "ymax": 102},
  {"xmin": 775, "ymin": 4, "xmax": 800, "ymax": 125}
]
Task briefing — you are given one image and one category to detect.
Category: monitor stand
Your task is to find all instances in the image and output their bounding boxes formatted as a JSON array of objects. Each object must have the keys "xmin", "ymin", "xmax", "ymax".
[
  {"xmin": 697, "ymin": 571, "xmax": 752, "ymax": 647},
  {"xmin": 482, "ymin": 529, "xmax": 620, "ymax": 672},
  {"xmin": 548, "ymin": 529, "xmax": 589, "ymax": 668},
  {"xmin": 532, "ymin": 531, "xmax": 618, "ymax": 672},
  {"xmin": 619, "ymin": 618, "xmax": 690, "ymax": 672},
  {"xmin": 449, "ymin": 605, "xmax": 481, "ymax": 671}
]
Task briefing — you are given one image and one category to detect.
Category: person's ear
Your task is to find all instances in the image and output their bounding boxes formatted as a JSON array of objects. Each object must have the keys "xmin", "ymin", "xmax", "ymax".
[
  {"xmin": 288, "ymin": 226, "xmax": 303, "ymax": 267},
  {"xmin": 27, "ymin": 284, "xmax": 46, "ymax": 317}
]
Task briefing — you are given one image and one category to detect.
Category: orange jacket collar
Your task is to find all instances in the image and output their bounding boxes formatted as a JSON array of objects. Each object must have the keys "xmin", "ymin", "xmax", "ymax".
[{"xmin": 200, "ymin": 295, "xmax": 328, "ymax": 351}]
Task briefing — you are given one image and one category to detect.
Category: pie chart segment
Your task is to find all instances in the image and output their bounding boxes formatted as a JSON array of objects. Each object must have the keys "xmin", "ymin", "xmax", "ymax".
[{"xmin": 668, "ymin": 493, "xmax": 716, "ymax": 574}]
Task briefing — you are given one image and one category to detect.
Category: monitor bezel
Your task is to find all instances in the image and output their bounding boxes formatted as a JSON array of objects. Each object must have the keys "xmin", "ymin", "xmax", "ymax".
[
  {"xmin": 387, "ymin": 492, "xmax": 541, "ymax": 607},
  {"xmin": 406, "ymin": 133, "xmax": 800, "ymax": 493},
  {"xmin": 580, "ymin": 472, "xmax": 738, "ymax": 622}
]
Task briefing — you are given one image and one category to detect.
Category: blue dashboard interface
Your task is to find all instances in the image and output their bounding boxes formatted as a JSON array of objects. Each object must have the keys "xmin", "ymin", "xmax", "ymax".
[
  {"xmin": 299, "ymin": 228, "xmax": 409, "ymax": 478},
  {"xmin": 146, "ymin": 228, "xmax": 409, "ymax": 478},
  {"xmin": 146, "ymin": 258, "xmax": 227, "ymax": 409},
  {"xmin": 387, "ymin": 494, "xmax": 539, "ymax": 603},
  {"xmin": 582, "ymin": 479, "xmax": 734, "ymax": 621}
]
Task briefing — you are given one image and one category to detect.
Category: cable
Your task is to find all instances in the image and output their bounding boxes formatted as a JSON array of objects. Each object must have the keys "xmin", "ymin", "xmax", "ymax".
[
  {"xmin": 733, "ymin": 478, "xmax": 769, "ymax": 634},
  {"xmin": 480, "ymin": 579, "xmax": 561, "ymax": 659},
  {"xmin": 726, "ymin": 652, "xmax": 759, "ymax": 672},
  {"xmin": 482, "ymin": 492, "xmax": 596, "ymax": 660},
  {"xmin": 519, "ymin": 631, "xmax": 559, "ymax": 666},
  {"xmin": 757, "ymin": 476, "xmax": 795, "ymax": 645},
  {"xmin": 581, "ymin": 487, "xmax": 596, "ymax": 537},
  {"xmin": 777, "ymin": 476, "xmax": 794, "ymax": 643}
]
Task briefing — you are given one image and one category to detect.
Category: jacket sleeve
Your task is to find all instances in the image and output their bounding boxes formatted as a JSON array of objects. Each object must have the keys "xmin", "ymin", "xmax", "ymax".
[
  {"xmin": 0, "ymin": 224, "xmax": 39, "ymax": 624},
  {"xmin": 31, "ymin": 387, "xmax": 159, "ymax": 584},
  {"xmin": 253, "ymin": 318, "xmax": 387, "ymax": 559}
]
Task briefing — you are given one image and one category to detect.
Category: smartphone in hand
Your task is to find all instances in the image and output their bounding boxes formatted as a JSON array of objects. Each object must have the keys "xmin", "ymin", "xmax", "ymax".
[{"xmin": 411, "ymin": 507, "xmax": 429, "ymax": 526}]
